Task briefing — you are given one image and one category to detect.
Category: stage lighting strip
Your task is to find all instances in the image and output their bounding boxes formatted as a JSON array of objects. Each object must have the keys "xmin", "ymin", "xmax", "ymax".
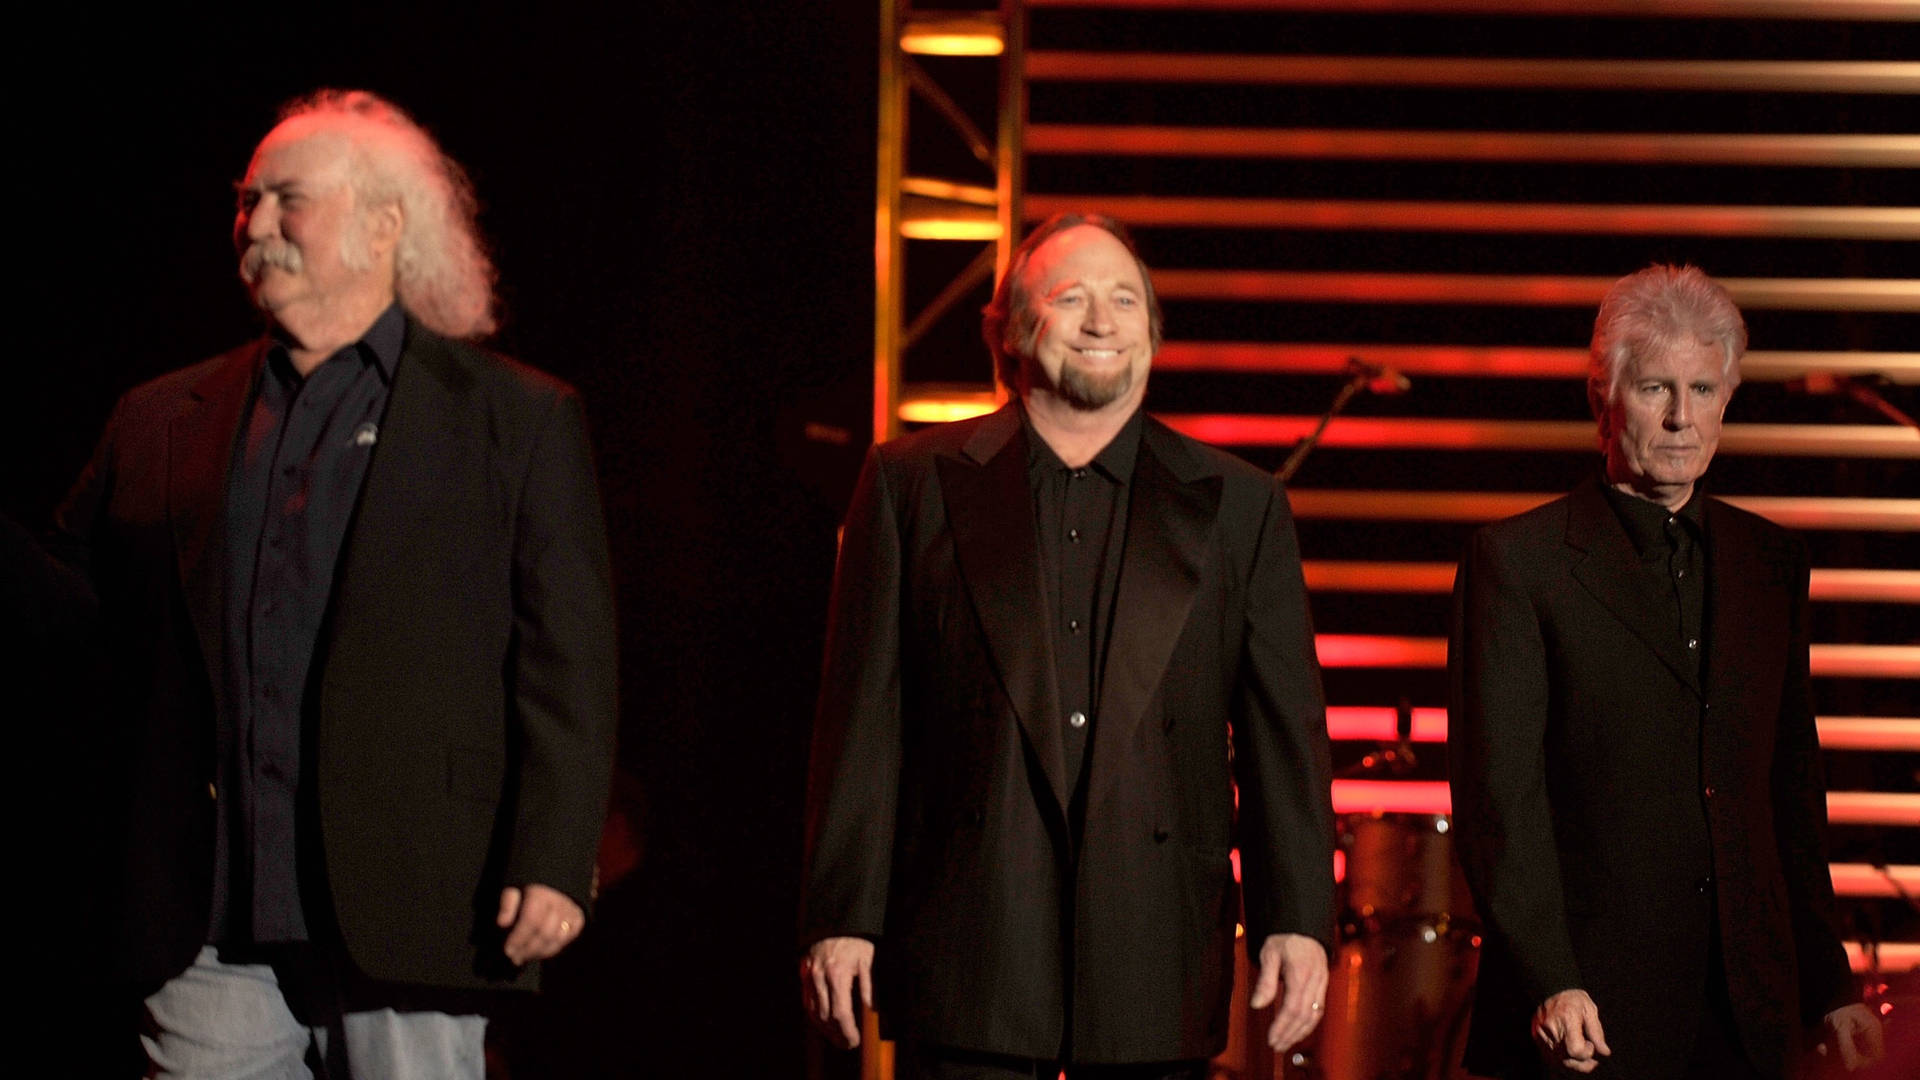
[
  {"xmin": 1021, "ymin": 0, "xmax": 1920, "ymax": 20},
  {"xmin": 1023, "ymin": 54, "xmax": 1920, "ymax": 94},
  {"xmin": 1025, "ymin": 128, "xmax": 1920, "ymax": 169},
  {"xmin": 1149, "ymin": 345, "xmax": 1920, "ymax": 383},
  {"xmin": 1302, "ymin": 563, "xmax": 1920, "ymax": 602},
  {"xmin": 1311, "ymin": 635, "xmax": 1919, "ymax": 678},
  {"xmin": 1158, "ymin": 416, "xmax": 1920, "ymax": 457},
  {"xmin": 1024, "ymin": 196, "xmax": 1920, "ymax": 240},
  {"xmin": 1285, "ymin": 492, "xmax": 1920, "ymax": 531},
  {"xmin": 1328, "ymin": 782, "xmax": 1920, "ymax": 828},
  {"xmin": 1146, "ymin": 271, "xmax": 1920, "ymax": 312},
  {"xmin": 1323, "ymin": 710, "xmax": 1920, "ymax": 752}
]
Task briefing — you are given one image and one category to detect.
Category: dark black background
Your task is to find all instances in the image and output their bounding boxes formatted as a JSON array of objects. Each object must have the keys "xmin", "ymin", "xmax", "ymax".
[{"xmin": 15, "ymin": 5, "xmax": 878, "ymax": 1076}]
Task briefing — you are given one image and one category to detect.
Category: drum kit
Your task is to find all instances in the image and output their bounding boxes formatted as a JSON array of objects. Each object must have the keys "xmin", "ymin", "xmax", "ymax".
[{"xmin": 1284, "ymin": 711, "xmax": 1480, "ymax": 1080}]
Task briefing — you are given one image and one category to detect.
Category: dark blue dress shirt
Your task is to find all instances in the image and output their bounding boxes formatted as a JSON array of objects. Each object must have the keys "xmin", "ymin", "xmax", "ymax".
[{"xmin": 211, "ymin": 304, "xmax": 404, "ymax": 945}]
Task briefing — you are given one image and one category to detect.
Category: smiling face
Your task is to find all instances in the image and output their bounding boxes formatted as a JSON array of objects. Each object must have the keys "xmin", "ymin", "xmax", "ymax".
[
  {"xmin": 1601, "ymin": 337, "xmax": 1732, "ymax": 509},
  {"xmin": 1016, "ymin": 224, "xmax": 1154, "ymax": 414},
  {"xmin": 234, "ymin": 123, "xmax": 396, "ymax": 332}
]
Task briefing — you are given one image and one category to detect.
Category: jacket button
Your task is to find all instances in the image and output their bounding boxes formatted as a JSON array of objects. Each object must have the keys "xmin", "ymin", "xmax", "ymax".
[
  {"xmin": 1068, "ymin": 711, "xmax": 1087, "ymax": 729},
  {"xmin": 1703, "ymin": 786, "xmax": 1715, "ymax": 799},
  {"xmin": 208, "ymin": 782, "xmax": 217, "ymax": 801}
]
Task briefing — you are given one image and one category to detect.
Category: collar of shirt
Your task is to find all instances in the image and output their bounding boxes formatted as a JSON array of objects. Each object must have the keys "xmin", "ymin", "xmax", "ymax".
[
  {"xmin": 1602, "ymin": 477, "xmax": 1708, "ymax": 561},
  {"xmin": 1018, "ymin": 400, "xmax": 1146, "ymax": 485},
  {"xmin": 264, "ymin": 302, "xmax": 407, "ymax": 389}
]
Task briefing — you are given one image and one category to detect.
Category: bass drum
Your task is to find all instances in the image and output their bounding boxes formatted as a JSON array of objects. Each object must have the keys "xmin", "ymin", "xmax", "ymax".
[{"xmin": 1283, "ymin": 812, "xmax": 1480, "ymax": 1080}]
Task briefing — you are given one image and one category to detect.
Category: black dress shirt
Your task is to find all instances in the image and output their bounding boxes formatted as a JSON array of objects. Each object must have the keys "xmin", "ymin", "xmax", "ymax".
[
  {"xmin": 213, "ymin": 304, "xmax": 404, "ymax": 945},
  {"xmin": 1602, "ymin": 481, "xmax": 1709, "ymax": 679},
  {"xmin": 1023, "ymin": 404, "xmax": 1144, "ymax": 793}
]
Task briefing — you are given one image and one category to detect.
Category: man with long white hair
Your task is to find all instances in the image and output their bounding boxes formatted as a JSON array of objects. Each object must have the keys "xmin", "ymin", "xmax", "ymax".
[
  {"xmin": 1448, "ymin": 265, "xmax": 1882, "ymax": 1079},
  {"xmin": 39, "ymin": 89, "xmax": 616, "ymax": 1077}
]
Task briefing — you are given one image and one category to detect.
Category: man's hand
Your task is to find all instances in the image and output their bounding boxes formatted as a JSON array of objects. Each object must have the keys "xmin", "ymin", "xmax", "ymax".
[
  {"xmin": 1820, "ymin": 1003, "xmax": 1885, "ymax": 1071},
  {"xmin": 801, "ymin": 937, "xmax": 875, "ymax": 1049},
  {"xmin": 496, "ymin": 883, "xmax": 585, "ymax": 965},
  {"xmin": 1249, "ymin": 932, "xmax": 1328, "ymax": 1052},
  {"xmin": 1532, "ymin": 989, "xmax": 1611, "ymax": 1075}
]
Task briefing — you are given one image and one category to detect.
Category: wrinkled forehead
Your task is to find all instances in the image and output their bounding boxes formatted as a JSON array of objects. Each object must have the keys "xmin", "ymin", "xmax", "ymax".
[
  {"xmin": 1020, "ymin": 225, "xmax": 1146, "ymax": 298},
  {"xmin": 243, "ymin": 120, "xmax": 355, "ymax": 188},
  {"xmin": 1621, "ymin": 333, "xmax": 1731, "ymax": 383}
]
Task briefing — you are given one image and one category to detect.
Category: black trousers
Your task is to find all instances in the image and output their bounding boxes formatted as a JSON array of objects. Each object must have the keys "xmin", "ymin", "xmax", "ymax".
[{"xmin": 895, "ymin": 1042, "xmax": 1208, "ymax": 1080}]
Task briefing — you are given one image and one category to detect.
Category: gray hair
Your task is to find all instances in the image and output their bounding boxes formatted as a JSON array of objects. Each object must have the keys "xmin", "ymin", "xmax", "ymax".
[
  {"xmin": 1587, "ymin": 264, "xmax": 1745, "ymax": 420},
  {"xmin": 982, "ymin": 211, "xmax": 1164, "ymax": 389},
  {"xmin": 276, "ymin": 89, "xmax": 498, "ymax": 340}
]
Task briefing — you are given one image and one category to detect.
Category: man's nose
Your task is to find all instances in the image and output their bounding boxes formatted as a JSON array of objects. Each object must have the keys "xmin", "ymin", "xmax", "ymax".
[
  {"xmin": 241, "ymin": 200, "xmax": 277, "ymax": 244},
  {"xmin": 1667, "ymin": 389, "xmax": 1693, "ymax": 428},
  {"xmin": 1084, "ymin": 295, "xmax": 1115, "ymax": 334}
]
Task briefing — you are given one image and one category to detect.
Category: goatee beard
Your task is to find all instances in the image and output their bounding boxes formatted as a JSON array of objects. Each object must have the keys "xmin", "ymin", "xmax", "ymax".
[{"xmin": 1055, "ymin": 361, "xmax": 1133, "ymax": 411}]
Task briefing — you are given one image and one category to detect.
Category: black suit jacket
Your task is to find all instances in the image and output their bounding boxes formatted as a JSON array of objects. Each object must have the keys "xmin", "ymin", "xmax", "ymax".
[
  {"xmin": 49, "ymin": 320, "xmax": 618, "ymax": 992},
  {"xmin": 1447, "ymin": 479, "xmax": 1852, "ymax": 1080},
  {"xmin": 801, "ymin": 404, "xmax": 1333, "ymax": 1064}
]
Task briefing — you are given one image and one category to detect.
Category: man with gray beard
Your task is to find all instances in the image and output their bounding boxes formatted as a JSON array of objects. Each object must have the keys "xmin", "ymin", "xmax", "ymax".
[
  {"xmin": 801, "ymin": 214, "xmax": 1334, "ymax": 1077},
  {"xmin": 32, "ymin": 90, "xmax": 616, "ymax": 1078}
]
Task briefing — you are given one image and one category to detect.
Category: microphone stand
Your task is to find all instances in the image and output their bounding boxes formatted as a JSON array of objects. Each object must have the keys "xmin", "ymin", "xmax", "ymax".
[{"xmin": 1277, "ymin": 357, "xmax": 1384, "ymax": 483}]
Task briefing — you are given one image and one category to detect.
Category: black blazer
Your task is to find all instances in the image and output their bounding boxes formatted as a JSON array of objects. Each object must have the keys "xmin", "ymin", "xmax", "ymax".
[
  {"xmin": 1447, "ymin": 479, "xmax": 1852, "ymax": 1080},
  {"xmin": 50, "ymin": 320, "xmax": 618, "ymax": 992},
  {"xmin": 801, "ymin": 404, "xmax": 1333, "ymax": 1064}
]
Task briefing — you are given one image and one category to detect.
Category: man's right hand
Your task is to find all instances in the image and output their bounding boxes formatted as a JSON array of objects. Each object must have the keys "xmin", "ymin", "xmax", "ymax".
[
  {"xmin": 801, "ymin": 936, "xmax": 875, "ymax": 1049},
  {"xmin": 1532, "ymin": 989, "xmax": 1611, "ymax": 1075}
]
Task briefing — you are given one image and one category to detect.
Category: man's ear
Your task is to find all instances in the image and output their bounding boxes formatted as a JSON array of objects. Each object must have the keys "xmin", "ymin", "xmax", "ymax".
[{"xmin": 367, "ymin": 201, "xmax": 404, "ymax": 259}]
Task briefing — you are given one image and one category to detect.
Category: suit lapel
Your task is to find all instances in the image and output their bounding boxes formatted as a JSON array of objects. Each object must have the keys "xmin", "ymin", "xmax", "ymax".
[
  {"xmin": 327, "ymin": 325, "xmax": 467, "ymax": 639},
  {"xmin": 938, "ymin": 405, "xmax": 1072, "ymax": 815},
  {"xmin": 1087, "ymin": 420, "xmax": 1221, "ymax": 814},
  {"xmin": 169, "ymin": 342, "xmax": 262, "ymax": 683},
  {"xmin": 1566, "ymin": 480, "xmax": 1702, "ymax": 696}
]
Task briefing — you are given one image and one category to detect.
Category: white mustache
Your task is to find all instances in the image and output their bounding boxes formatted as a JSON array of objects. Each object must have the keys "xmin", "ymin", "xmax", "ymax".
[{"xmin": 240, "ymin": 240, "xmax": 303, "ymax": 283}]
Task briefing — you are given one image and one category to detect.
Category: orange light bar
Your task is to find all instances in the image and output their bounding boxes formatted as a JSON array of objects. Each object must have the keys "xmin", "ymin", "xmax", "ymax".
[
  {"xmin": 1149, "ymin": 270, "xmax": 1920, "ymax": 313},
  {"xmin": 1328, "ymin": 710, "xmax": 1920, "ymax": 751},
  {"xmin": 1303, "ymin": 561, "xmax": 1457, "ymax": 594},
  {"xmin": 1331, "ymin": 779, "xmax": 1452, "ymax": 815},
  {"xmin": 900, "ymin": 16, "xmax": 1004, "ymax": 57},
  {"xmin": 1827, "ymin": 792, "xmax": 1920, "ymax": 826},
  {"xmin": 1023, "ymin": 54, "xmax": 1920, "ymax": 95},
  {"xmin": 1284, "ymin": 491, "xmax": 1920, "ymax": 532},
  {"xmin": 1818, "ymin": 717, "xmax": 1920, "ymax": 751},
  {"xmin": 900, "ymin": 195, "xmax": 1002, "ymax": 241},
  {"xmin": 1159, "ymin": 414, "xmax": 1920, "ymax": 458},
  {"xmin": 1025, "ymin": 126, "xmax": 1920, "ymax": 169},
  {"xmin": 1313, "ymin": 638, "xmax": 1919, "ymax": 676},
  {"xmin": 898, "ymin": 391, "xmax": 999, "ymax": 424},
  {"xmin": 1149, "ymin": 343, "xmax": 1920, "ymax": 385},
  {"xmin": 1846, "ymin": 941, "xmax": 1920, "ymax": 974},
  {"xmin": 1024, "ymin": 194, "xmax": 1920, "ymax": 240},
  {"xmin": 1023, "ymin": 0, "xmax": 1920, "ymax": 20},
  {"xmin": 1325, "ymin": 706, "xmax": 1449, "ymax": 742},
  {"xmin": 1316, "ymin": 634, "xmax": 1447, "ymax": 668},
  {"xmin": 1302, "ymin": 562, "xmax": 1920, "ymax": 603},
  {"xmin": 1831, "ymin": 863, "xmax": 1920, "ymax": 898},
  {"xmin": 1811, "ymin": 645, "xmax": 1920, "ymax": 679}
]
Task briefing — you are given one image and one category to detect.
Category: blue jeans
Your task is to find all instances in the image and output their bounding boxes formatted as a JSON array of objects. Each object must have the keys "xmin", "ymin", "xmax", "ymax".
[{"xmin": 142, "ymin": 946, "xmax": 486, "ymax": 1080}]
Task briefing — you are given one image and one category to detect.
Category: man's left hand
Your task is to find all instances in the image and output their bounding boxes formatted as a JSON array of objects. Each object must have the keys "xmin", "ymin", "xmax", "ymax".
[
  {"xmin": 497, "ymin": 883, "xmax": 585, "ymax": 965},
  {"xmin": 1821, "ymin": 1003, "xmax": 1885, "ymax": 1071},
  {"xmin": 1250, "ymin": 932, "xmax": 1328, "ymax": 1052}
]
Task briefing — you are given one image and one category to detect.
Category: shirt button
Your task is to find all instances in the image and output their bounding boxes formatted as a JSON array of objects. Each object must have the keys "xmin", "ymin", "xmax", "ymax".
[
  {"xmin": 1676, "ymin": 568, "xmax": 1687, "ymax": 579},
  {"xmin": 1069, "ymin": 619, "xmax": 1082, "ymax": 633},
  {"xmin": 1068, "ymin": 528, "xmax": 1081, "ymax": 542},
  {"xmin": 208, "ymin": 782, "xmax": 218, "ymax": 801},
  {"xmin": 1688, "ymin": 638, "xmax": 1699, "ymax": 650},
  {"xmin": 1068, "ymin": 711, "xmax": 1088, "ymax": 729},
  {"xmin": 1704, "ymin": 786, "xmax": 1716, "ymax": 799}
]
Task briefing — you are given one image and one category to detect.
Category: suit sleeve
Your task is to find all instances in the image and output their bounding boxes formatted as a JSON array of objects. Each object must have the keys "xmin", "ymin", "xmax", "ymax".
[
  {"xmin": 1448, "ymin": 527, "xmax": 1584, "ymax": 1006},
  {"xmin": 1771, "ymin": 542, "xmax": 1855, "ymax": 1021},
  {"xmin": 501, "ymin": 388, "xmax": 619, "ymax": 909},
  {"xmin": 1232, "ymin": 477, "xmax": 1335, "ymax": 951},
  {"xmin": 799, "ymin": 445, "xmax": 905, "ymax": 948}
]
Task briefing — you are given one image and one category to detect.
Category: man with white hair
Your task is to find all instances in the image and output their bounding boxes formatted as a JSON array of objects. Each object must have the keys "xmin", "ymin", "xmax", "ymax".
[
  {"xmin": 1448, "ymin": 265, "xmax": 1883, "ymax": 1079},
  {"xmin": 42, "ymin": 90, "xmax": 616, "ymax": 1077}
]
